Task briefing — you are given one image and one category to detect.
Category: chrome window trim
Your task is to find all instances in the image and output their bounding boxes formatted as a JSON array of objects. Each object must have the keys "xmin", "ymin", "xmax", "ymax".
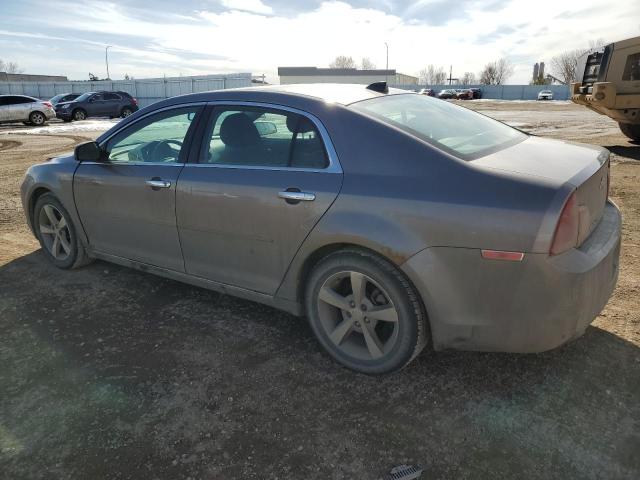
[
  {"xmin": 186, "ymin": 100, "xmax": 342, "ymax": 174},
  {"xmin": 80, "ymin": 161, "xmax": 184, "ymax": 167}
]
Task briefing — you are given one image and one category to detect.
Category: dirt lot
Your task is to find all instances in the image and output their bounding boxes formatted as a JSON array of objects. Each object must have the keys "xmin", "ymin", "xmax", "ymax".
[{"xmin": 1, "ymin": 102, "xmax": 639, "ymax": 479}]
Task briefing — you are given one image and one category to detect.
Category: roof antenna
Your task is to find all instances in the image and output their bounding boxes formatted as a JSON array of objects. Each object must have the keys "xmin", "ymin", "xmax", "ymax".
[{"xmin": 366, "ymin": 81, "xmax": 388, "ymax": 94}]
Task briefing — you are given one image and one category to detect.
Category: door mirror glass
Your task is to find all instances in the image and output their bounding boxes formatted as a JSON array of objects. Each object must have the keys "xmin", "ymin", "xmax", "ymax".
[
  {"xmin": 75, "ymin": 141, "xmax": 102, "ymax": 162},
  {"xmin": 254, "ymin": 121, "xmax": 277, "ymax": 137}
]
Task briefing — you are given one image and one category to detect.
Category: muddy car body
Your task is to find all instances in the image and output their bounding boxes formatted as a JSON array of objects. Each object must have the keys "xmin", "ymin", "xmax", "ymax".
[{"xmin": 21, "ymin": 83, "xmax": 621, "ymax": 373}]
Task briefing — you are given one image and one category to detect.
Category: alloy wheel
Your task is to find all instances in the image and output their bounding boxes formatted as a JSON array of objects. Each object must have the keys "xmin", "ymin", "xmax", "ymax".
[
  {"xmin": 31, "ymin": 112, "xmax": 45, "ymax": 125},
  {"xmin": 74, "ymin": 110, "xmax": 86, "ymax": 121},
  {"xmin": 38, "ymin": 204, "xmax": 72, "ymax": 261},
  {"xmin": 316, "ymin": 271, "xmax": 400, "ymax": 361}
]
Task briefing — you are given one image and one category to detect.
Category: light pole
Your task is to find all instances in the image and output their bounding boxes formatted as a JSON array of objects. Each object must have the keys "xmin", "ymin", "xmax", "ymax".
[
  {"xmin": 384, "ymin": 42, "xmax": 389, "ymax": 70},
  {"xmin": 105, "ymin": 45, "xmax": 112, "ymax": 80}
]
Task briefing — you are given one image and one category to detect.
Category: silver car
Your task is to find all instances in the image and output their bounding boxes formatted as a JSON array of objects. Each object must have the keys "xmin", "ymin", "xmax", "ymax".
[
  {"xmin": 20, "ymin": 83, "xmax": 621, "ymax": 374},
  {"xmin": 0, "ymin": 95, "xmax": 56, "ymax": 126}
]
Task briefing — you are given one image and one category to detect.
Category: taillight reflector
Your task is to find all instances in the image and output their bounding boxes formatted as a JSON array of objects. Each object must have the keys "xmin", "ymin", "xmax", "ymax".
[
  {"xmin": 481, "ymin": 250, "xmax": 524, "ymax": 261},
  {"xmin": 550, "ymin": 191, "xmax": 579, "ymax": 255}
]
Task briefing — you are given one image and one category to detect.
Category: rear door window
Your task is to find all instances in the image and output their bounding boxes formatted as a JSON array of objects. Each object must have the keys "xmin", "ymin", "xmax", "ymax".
[
  {"xmin": 104, "ymin": 92, "xmax": 121, "ymax": 101},
  {"xmin": 200, "ymin": 106, "xmax": 329, "ymax": 169}
]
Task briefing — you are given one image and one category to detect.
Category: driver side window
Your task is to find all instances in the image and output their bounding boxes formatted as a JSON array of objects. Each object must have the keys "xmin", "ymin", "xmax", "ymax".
[{"xmin": 106, "ymin": 107, "xmax": 200, "ymax": 164}]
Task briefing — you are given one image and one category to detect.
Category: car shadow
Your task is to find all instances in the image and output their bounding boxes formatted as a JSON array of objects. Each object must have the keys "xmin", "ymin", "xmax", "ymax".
[
  {"xmin": 1, "ymin": 250, "xmax": 639, "ymax": 479},
  {"xmin": 606, "ymin": 143, "xmax": 640, "ymax": 161}
]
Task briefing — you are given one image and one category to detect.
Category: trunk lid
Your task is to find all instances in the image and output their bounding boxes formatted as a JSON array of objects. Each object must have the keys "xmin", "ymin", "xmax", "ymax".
[{"xmin": 472, "ymin": 136, "xmax": 610, "ymax": 247}]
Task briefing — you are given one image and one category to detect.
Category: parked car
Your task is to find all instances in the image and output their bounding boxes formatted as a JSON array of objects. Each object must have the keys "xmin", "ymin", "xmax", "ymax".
[
  {"xmin": 0, "ymin": 94, "xmax": 55, "ymax": 126},
  {"xmin": 418, "ymin": 88, "xmax": 435, "ymax": 97},
  {"xmin": 538, "ymin": 90, "xmax": 554, "ymax": 100},
  {"xmin": 55, "ymin": 90, "xmax": 138, "ymax": 122},
  {"xmin": 469, "ymin": 88, "xmax": 482, "ymax": 99},
  {"xmin": 456, "ymin": 89, "xmax": 474, "ymax": 100},
  {"xmin": 437, "ymin": 89, "xmax": 458, "ymax": 99},
  {"xmin": 49, "ymin": 93, "xmax": 81, "ymax": 106},
  {"xmin": 21, "ymin": 83, "xmax": 620, "ymax": 374}
]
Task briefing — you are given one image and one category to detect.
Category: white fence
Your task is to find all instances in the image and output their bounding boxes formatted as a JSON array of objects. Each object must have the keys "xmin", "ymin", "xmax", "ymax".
[
  {"xmin": 0, "ymin": 73, "xmax": 253, "ymax": 108},
  {"xmin": 391, "ymin": 84, "xmax": 571, "ymax": 100}
]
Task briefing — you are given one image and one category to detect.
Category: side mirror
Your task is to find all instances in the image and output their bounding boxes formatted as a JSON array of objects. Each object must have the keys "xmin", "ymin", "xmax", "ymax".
[
  {"xmin": 254, "ymin": 121, "xmax": 277, "ymax": 136},
  {"xmin": 75, "ymin": 141, "xmax": 103, "ymax": 162}
]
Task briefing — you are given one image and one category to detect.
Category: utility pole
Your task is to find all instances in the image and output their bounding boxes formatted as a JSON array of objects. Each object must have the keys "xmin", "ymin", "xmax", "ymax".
[
  {"xmin": 448, "ymin": 65, "xmax": 453, "ymax": 85},
  {"xmin": 105, "ymin": 45, "xmax": 112, "ymax": 80},
  {"xmin": 384, "ymin": 42, "xmax": 389, "ymax": 70}
]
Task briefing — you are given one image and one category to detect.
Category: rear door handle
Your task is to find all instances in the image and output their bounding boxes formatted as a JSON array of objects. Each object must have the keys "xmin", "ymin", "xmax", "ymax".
[
  {"xmin": 278, "ymin": 191, "xmax": 316, "ymax": 202},
  {"xmin": 145, "ymin": 179, "xmax": 171, "ymax": 189}
]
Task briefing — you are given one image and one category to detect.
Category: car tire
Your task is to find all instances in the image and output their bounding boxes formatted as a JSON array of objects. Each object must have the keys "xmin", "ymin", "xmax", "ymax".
[
  {"xmin": 121, "ymin": 107, "xmax": 133, "ymax": 118},
  {"xmin": 33, "ymin": 193, "xmax": 93, "ymax": 270},
  {"xmin": 305, "ymin": 249, "xmax": 429, "ymax": 374},
  {"xmin": 29, "ymin": 111, "xmax": 46, "ymax": 126},
  {"xmin": 619, "ymin": 122, "xmax": 640, "ymax": 142},
  {"xmin": 73, "ymin": 109, "xmax": 87, "ymax": 121}
]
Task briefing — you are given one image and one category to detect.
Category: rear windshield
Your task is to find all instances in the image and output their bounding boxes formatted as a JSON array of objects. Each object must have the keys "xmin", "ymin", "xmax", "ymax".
[{"xmin": 350, "ymin": 94, "xmax": 525, "ymax": 159}]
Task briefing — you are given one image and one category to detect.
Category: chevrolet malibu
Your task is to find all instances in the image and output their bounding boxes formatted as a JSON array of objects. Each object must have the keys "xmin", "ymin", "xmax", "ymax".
[{"xmin": 21, "ymin": 83, "xmax": 621, "ymax": 374}]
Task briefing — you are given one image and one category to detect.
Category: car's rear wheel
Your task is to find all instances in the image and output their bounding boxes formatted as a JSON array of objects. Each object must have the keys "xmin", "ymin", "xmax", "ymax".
[
  {"xmin": 305, "ymin": 249, "xmax": 429, "ymax": 374},
  {"xmin": 121, "ymin": 107, "xmax": 133, "ymax": 118},
  {"xmin": 73, "ymin": 109, "xmax": 87, "ymax": 121},
  {"xmin": 34, "ymin": 193, "xmax": 92, "ymax": 269},
  {"xmin": 619, "ymin": 122, "xmax": 640, "ymax": 142},
  {"xmin": 29, "ymin": 111, "xmax": 46, "ymax": 126}
]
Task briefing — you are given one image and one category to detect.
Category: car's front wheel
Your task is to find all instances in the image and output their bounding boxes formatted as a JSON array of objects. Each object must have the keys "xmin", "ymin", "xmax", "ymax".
[
  {"xmin": 34, "ymin": 193, "xmax": 92, "ymax": 269},
  {"xmin": 29, "ymin": 111, "xmax": 46, "ymax": 126},
  {"xmin": 305, "ymin": 249, "xmax": 429, "ymax": 374},
  {"xmin": 73, "ymin": 109, "xmax": 87, "ymax": 121}
]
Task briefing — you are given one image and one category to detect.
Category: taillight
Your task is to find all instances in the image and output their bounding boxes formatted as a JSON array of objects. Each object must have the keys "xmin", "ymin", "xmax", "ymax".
[
  {"xmin": 132, "ymin": 97, "xmax": 138, "ymax": 105},
  {"xmin": 550, "ymin": 191, "xmax": 579, "ymax": 255},
  {"xmin": 42, "ymin": 101, "xmax": 52, "ymax": 108}
]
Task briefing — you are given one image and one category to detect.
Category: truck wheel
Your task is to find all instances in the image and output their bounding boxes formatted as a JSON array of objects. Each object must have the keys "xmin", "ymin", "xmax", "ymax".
[{"xmin": 619, "ymin": 122, "xmax": 640, "ymax": 142}]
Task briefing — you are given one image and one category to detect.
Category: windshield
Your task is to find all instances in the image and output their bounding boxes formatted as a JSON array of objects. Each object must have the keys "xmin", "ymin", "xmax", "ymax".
[
  {"xmin": 350, "ymin": 93, "xmax": 525, "ymax": 159},
  {"xmin": 50, "ymin": 94, "xmax": 65, "ymax": 103},
  {"xmin": 75, "ymin": 92, "xmax": 95, "ymax": 102}
]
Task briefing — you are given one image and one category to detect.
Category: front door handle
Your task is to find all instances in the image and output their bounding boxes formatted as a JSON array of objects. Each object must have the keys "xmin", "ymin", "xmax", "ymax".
[
  {"xmin": 145, "ymin": 179, "xmax": 171, "ymax": 189},
  {"xmin": 278, "ymin": 191, "xmax": 316, "ymax": 202}
]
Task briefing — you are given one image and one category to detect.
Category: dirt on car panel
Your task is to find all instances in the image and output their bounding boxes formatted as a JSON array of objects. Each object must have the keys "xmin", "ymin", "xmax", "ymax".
[{"xmin": 1, "ymin": 103, "xmax": 639, "ymax": 479}]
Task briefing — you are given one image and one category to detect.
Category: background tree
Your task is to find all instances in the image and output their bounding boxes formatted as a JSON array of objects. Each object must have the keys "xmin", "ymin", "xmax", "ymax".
[
  {"xmin": 329, "ymin": 56, "xmax": 356, "ymax": 69},
  {"xmin": 0, "ymin": 59, "xmax": 23, "ymax": 74},
  {"xmin": 418, "ymin": 64, "xmax": 447, "ymax": 85},
  {"xmin": 360, "ymin": 57, "xmax": 376, "ymax": 70},
  {"xmin": 460, "ymin": 72, "xmax": 476, "ymax": 85},
  {"xmin": 550, "ymin": 39, "xmax": 606, "ymax": 85},
  {"xmin": 479, "ymin": 58, "xmax": 514, "ymax": 85}
]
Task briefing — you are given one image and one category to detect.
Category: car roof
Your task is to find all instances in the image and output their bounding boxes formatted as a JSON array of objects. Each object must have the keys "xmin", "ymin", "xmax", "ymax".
[
  {"xmin": 0, "ymin": 94, "xmax": 39, "ymax": 100},
  {"xmin": 151, "ymin": 83, "xmax": 410, "ymax": 109}
]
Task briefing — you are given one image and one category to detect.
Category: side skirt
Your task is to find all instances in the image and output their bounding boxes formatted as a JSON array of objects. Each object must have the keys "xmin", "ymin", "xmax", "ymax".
[{"xmin": 90, "ymin": 250, "xmax": 304, "ymax": 316}]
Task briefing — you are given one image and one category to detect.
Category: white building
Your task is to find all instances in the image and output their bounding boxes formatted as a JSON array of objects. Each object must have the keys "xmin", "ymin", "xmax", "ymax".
[{"xmin": 278, "ymin": 67, "xmax": 418, "ymax": 87}]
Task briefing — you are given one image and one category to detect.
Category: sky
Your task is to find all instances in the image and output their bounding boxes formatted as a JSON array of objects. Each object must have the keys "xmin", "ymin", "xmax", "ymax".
[{"xmin": 0, "ymin": 0, "xmax": 639, "ymax": 84}]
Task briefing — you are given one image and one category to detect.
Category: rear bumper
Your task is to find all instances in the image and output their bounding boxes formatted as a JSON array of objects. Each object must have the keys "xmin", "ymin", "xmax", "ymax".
[{"xmin": 402, "ymin": 201, "xmax": 621, "ymax": 353}]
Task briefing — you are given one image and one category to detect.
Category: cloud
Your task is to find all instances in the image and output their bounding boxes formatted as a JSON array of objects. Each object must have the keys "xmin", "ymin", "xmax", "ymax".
[
  {"xmin": 1, "ymin": 0, "xmax": 639, "ymax": 84},
  {"xmin": 221, "ymin": 0, "xmax": 273, "ymax": 15}
]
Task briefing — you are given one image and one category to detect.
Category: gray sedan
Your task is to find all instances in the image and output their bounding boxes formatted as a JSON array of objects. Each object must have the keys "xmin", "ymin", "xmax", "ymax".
[
  {"xmin": 0, "ymin": 94, "xmax": 56, "ymax": 125},
  {"xmin": 20, "ymin": 83, "xmax": 621, "ymax": 374}
]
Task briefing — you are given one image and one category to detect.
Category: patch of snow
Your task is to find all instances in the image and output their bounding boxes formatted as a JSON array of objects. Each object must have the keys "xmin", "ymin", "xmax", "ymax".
[{"xmin": 0, "ymin": 119, "xmax": 119, "ymax": 135}]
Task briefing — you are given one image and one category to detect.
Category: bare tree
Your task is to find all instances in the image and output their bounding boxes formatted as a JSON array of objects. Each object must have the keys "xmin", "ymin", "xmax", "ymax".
[
  {"xmin": 550, "ymin": 49, "xmax": 584, "ymax": 84},
  {"xmin": 419, "ymin": 64, "xmax": 447, "ymax": 85},
  {"xmin": 551, "ymin": 39, "xmax": 607, "ymax": 84},
  {"xmin": 479, "ymin": 58, "xmax": 514, "ymax": 85},
  {"xmin": 460, "ymin": 72, "xmax": 476, "ymax": 85},
  {"xmin": 329, "ymin": 56, "xmax": 356, "ymax": 69},
  {"xmin": 360, "ymin": 57, "xmax": 376, "ymax": 70},
  {"xmin": 0, "ymin": 59, "xmax": 23, "ymax": 74}
]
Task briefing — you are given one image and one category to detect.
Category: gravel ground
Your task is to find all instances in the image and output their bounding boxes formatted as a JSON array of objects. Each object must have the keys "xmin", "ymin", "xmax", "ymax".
[{"xmin": 0, "ymin": 102, "xmax": 639, "ymax": 480}]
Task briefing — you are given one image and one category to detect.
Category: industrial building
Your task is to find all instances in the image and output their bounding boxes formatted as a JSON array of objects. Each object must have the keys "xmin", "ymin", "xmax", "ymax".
[
  {"xmin": 278, "ymin": 67, "xmax": 418, "ymax": 87},
  {"xmin": 0, "ymin": 72, "xmax": 68, "ymax": 82}
]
